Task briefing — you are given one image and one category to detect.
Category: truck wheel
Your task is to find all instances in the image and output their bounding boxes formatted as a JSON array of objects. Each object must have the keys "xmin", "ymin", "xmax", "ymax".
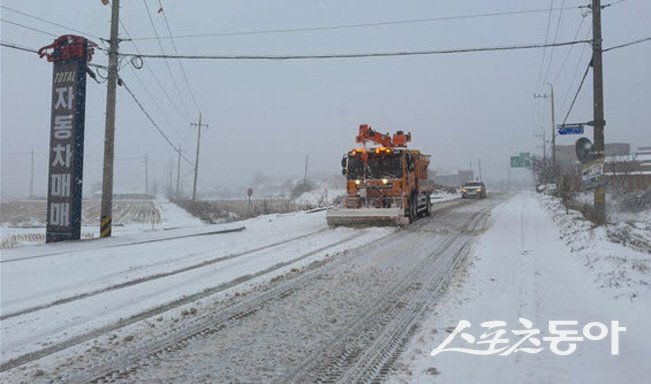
[
  {"xmin": 425, "ymin": 196, "xmax": 432, "ymax": 216},
  {"xmin": 408, "ymin": 197, "xmax": 417, "ymax": 223}
]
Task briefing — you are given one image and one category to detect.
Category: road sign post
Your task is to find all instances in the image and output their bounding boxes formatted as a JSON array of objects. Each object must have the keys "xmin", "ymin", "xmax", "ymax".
[
  {"xmin": 247, "ymin": 188, "xmax": 253, "ymax": 215},
  {"xmin": 510, "ymin": 153, "xmax": 531, "ymax": 168}
]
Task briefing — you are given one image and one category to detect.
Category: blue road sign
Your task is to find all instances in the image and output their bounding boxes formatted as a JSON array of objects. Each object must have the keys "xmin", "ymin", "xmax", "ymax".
[{"xmin": 558, "ymin": 124, "xmax": 584, "ymax": 135}]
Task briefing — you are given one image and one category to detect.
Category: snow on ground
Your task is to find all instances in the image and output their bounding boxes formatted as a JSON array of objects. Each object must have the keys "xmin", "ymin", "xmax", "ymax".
[
  {"xmin": 539, "ymin": 194, "xmax": 650, "ymax": 298},
  {"xmin": 574, "ymin": 190, "xmax": 651, "ymax": 225},
  {"xmin": 155, "ymin": 199, "xmax": 205, "ymax": 228},
  {"xmin": 387, "ymin": 193, "xmax": 651, "ymax": 384},
  {"xmin": 294, "ymin": 187, "xmax": 346, "ymax": 207},
  {"xmin": 572, "ymin": 190, "xmax": 651, "ymax": 255},
  {"xmin": 0, "ymin": 199, "xmax": 205, "ymax": 249},
  {"xmin": 0, "ymin": 209, "xmax": 393, "ymax": 366},
  {"xmin": 430, "ymin": 189, "xmax": 460, "ymax": 203}
]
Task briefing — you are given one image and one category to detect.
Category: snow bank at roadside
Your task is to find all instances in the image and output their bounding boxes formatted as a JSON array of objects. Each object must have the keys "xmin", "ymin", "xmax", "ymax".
[
  {"xmin": 539, "ymin": 194, "xmax": 650, "ymax": 300},
  {"xmin": 430, "ymin": 190, "xmax": 459, "ymax": 202}
]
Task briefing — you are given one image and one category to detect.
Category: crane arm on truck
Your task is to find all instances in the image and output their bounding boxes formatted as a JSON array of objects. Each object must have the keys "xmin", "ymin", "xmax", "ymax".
[{"xmin": 356, "ymin": 124, "xmax": 411, "ymax": 148}]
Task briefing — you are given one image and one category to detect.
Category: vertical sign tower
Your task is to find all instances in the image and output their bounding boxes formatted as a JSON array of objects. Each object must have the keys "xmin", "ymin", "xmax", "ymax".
[{"xmin": 38, "ymin": 35, "xmax": 95, "ymax": 242}]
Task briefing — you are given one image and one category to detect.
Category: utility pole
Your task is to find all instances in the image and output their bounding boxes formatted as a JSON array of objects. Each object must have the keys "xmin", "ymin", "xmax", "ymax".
[
  {"xmin": 176, "ymin": 148, "xmax": 182, "ymax": 200},
  {"xmin": 167, "ymin": 157, "xmax": 173, "ymax": 198},
  {"xmin": 478, "ymin": 158, "xmax": 483, "ymax": 181},
  {"xmin": 190, "ymin": 113, "xmax": 208, "ymax": 202},
  {"xmin": 144, "ymin": 153, "xmax": 149, "ymax": 196},
  {"xmin": 548, "ymin": 83, "xmax": 556, "ymax": 176},
  {"xmin": 100, "ymin": 0, "xmax": 120, "ymax": 238},
  {"xmin": 534, "ymin": 85, "xmax": 556, "ymax": 179},
  {"xmin": 534, "ymin": 130, "xmax": 547, "ymax": 162},
  {"xmin": 592, "ymin": 0, "xmax": 606, "ymax": 223},
  {"xmin": 507, "ymin": 161, "xmax": 511, "ymax": 191},
  {"xmin": 303, "ymin": 154, "xmax": 309, "ymax": 186},
  {"xmin": 29, "ymin": 148, "xmax": 34, "ymax": 199},
  {"xmin": 543, "ymin": 130, "xmax": 546, "ymax": 162}
]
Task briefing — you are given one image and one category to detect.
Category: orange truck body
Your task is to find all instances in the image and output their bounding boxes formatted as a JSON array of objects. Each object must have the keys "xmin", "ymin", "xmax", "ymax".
[{"xmin": 327, "ymin": 124, "xmax": 433, "ymax": 226}]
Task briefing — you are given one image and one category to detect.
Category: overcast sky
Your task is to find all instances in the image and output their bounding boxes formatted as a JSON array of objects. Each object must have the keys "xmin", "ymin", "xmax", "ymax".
[{"xmin": 1, "ymin": 0, "xmax": 650, "ymax": 198}]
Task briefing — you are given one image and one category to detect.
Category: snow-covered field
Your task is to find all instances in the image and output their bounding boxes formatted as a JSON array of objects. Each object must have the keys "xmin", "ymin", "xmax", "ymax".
[
  {"xmin": 294, "ymin": 187, "xmax": 346, "ymax": 207},
  {"xmin": 387, "ymin": 193, "xmax": 650, "ymax": 383},
  {"xmin": 0, "ymin": 199, "xmax": 204, "ymax": 248}
]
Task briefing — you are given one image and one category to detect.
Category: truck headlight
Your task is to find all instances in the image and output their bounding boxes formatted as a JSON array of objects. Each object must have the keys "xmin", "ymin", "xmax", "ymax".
[
  {"xmin": 355, "ymin": 180, "xmax": 361, "ymax": 185},
  {"xmin": 382, "ymin": 178, "xmax": 388, "ymax": 184}
]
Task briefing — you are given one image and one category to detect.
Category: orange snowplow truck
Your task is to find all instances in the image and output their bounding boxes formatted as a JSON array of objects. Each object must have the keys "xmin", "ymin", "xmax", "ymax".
[{"xmin": 326, "ymin": 124, "xmax": 433, "ymax": 226}]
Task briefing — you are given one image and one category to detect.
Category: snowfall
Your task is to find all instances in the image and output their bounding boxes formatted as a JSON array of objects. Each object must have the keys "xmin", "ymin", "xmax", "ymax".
[{"xmin": 1, "ymin": 192, "xmax": 649, "ymax": 383}]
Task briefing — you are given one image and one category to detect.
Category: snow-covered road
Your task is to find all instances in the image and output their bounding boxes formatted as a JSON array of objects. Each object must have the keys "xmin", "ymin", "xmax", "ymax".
[
  {"xmin": 5, "ymin": 193, "xmax": 641, "ymax": 383},
  {"xmin": 0, "ymin": 195, "xmax": 491, "ymax": 383}
]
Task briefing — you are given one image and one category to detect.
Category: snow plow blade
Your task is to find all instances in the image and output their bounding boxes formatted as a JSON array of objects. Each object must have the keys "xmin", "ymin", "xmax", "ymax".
[{"xmin": 326, "ymin": 208, "xmax": 408, "ymax": 227}]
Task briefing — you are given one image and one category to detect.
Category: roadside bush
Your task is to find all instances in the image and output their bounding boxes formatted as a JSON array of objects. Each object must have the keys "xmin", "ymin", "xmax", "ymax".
[{"xmin": 290, "ymin": 181, "xmax": 315, "ymax": 199}]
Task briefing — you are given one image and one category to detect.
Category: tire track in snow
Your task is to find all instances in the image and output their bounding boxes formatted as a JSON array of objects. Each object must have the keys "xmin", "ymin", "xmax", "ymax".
[
  {"xmin": 61, "ymin": 198, "xmax": 501, "ymax": 384},
  {"xmin": 290, "ymin": 200, "xmax": 499, "ymax": 383},
  {"xmin": 0, "ymin": 229, "xmax": 368, "ymax": 373}
]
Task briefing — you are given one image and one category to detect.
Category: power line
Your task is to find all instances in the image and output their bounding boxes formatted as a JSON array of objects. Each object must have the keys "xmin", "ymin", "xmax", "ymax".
[
  {"xmin": 125, "ymin": 5, "xmax": 583, "ymax": 41},
  {"xmin": 142, "ymin": 0, "xmax": 192, "ymax": 120},
  {"xmin": 561, "ymin": 58, "xmax": 592, "ymax": 125},
  {"xmin": 157, "ymin": 0, "xmax": 201, "ymax": 116},
  {"xmin": 542, "ymin": 0, "xmax": 567, "ymax": 85},
  {"xmin": 125, "ymin": 65, "xmax": 185, "ymax": 143},
  {"xmin": 0, "ymin": 5, "xmax": 100, "ymax": 40},
  {"xmin": 119, "ymin": 20, "xmax": 193, "ymax": 127},
  {"xmin": 552, "ymin": 15, "xmax": 587, "ymax": 84},
  {"xmin": 603, "ymin": 35, "xmax": 651, "ymax": 52},
  {"xmin": 118, "ymin": 27, "xmax": 186, "ymax": 143},
  {"xmin": 1, "ymin": 18, "xmax": 58, "ymax": 37},
  {"xmin": 0, "ymin": 41, "xmax": 39, "ymax": 54},
  {"xmin": 561, "ymin": 26, "xmax": 592, "ymax": 110},
  {"xmin": 535, "ymin": 0, "xmax": 555, "ymax": 91},
  {"xmin": 121, "ymin": 39, "xmax": 591, "ymax": 61},
  {"xmin": 119, "ymin": 77, "xmax": 195, "ymax": 167}
]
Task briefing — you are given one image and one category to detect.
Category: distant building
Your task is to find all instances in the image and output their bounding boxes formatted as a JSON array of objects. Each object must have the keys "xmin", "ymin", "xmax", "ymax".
[
  {"xmin": 432, "ymin": 170, "xmax": 475, "ymax": 187},
  {"xmin": 556, "ymin": 142, "xmax": 630, "ymax": 168},
  {"xmin": 606, "ymin": 146, "xmax": 651, "ymax": 191},
  {"xmin": 556, "ymin": 142, "xmax": 650, "ymax": 191}
]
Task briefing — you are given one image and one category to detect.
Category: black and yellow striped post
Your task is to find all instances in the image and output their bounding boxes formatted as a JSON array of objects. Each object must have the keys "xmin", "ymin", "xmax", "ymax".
[{"xmin": 100, "ymin": 215, "xmax": 112, "ymax": 238}]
